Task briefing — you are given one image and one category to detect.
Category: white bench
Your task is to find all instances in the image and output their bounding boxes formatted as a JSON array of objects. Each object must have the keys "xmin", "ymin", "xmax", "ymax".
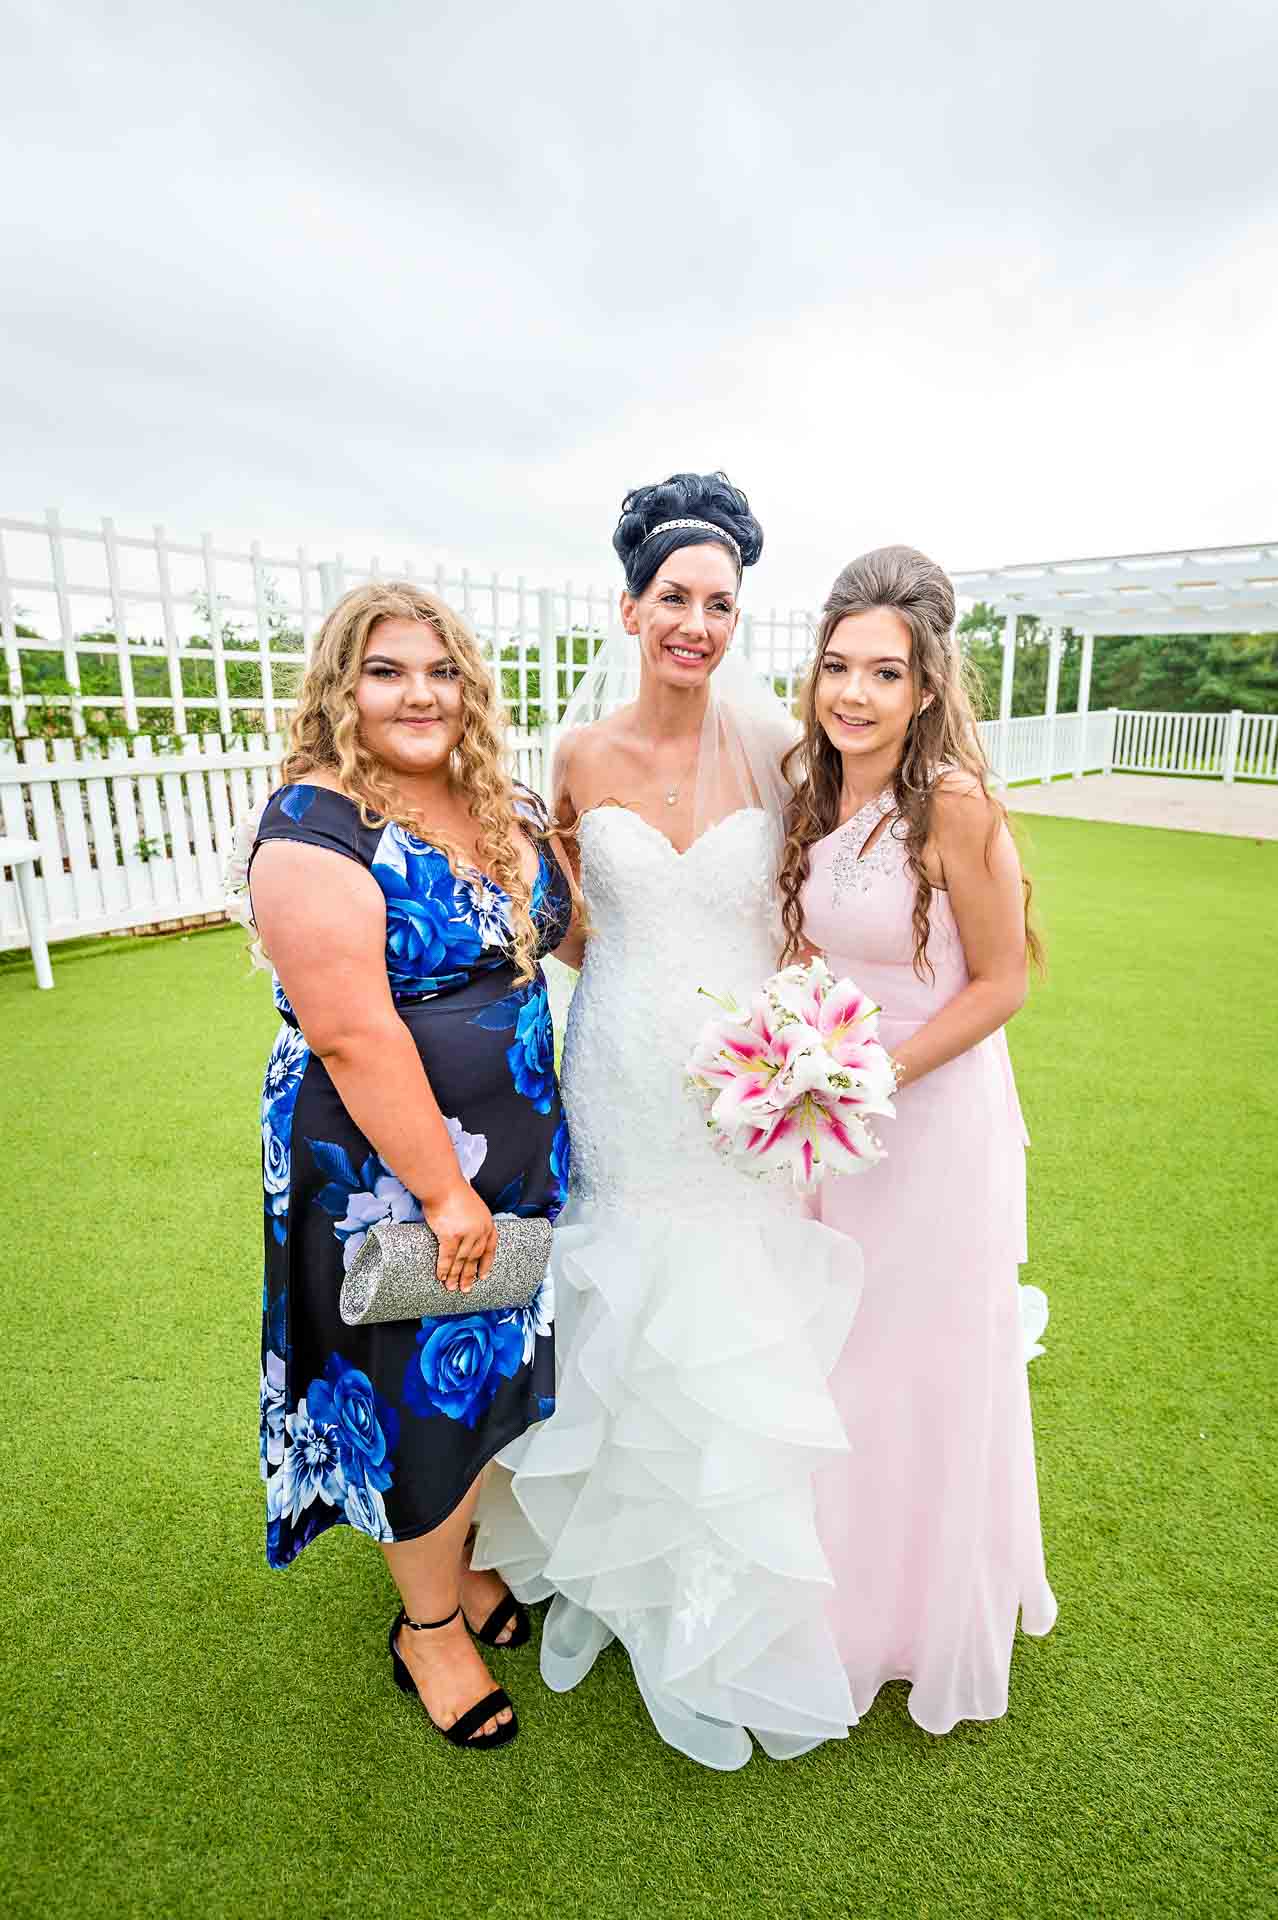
[{"xmin": 1, "ymin": 835, "xmax": 53, "ymax": 989}]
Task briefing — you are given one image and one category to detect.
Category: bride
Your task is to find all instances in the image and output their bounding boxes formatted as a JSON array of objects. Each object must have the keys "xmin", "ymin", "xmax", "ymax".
[{"xmin": 475, "ymin": 472, "xmax": 865, "ymax": 1769}]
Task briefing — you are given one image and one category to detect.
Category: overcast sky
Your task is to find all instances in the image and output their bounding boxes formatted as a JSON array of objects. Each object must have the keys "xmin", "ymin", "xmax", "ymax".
[{"xmin": 3, "ymin": 0, "xmax": 1276, "ymax": 612}]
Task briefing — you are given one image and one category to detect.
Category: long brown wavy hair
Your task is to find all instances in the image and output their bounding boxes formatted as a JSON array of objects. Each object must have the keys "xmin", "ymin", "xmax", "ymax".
[
  {"xmin": 779, "ymin": 545, "xmax": 1044, "ymax": 980},
  {"xmin": 281, "ymin": 582, "xmax": 542, "ymax": 985}
]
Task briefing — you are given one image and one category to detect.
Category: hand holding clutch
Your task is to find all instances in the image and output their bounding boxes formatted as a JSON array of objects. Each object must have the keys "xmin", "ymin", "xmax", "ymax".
[{"xmin": 339, "ymin": 1214, "xmax": 553, "ymax": 1326}]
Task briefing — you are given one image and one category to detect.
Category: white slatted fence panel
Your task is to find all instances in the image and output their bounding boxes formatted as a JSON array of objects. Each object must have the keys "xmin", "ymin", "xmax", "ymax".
[
  {"xmin": 203, "ymin": 734, "xmax": 235, "ymax": 864},
  {"xmin": 0, "ymin": 731, "xmax": 288, "ymax": 948},
  {"xmin": 132, "ymin": 737, "xmax": 178, "ymax": 912},
  {"xmin": 1108, "ymin": 708, "xmax": 1272, "ymax": 777},
  {"xmin": 81, "ymin": 744, "xmax": 127, "ymax": 915},
  {"xmin": 12, "ymin": 741, "xmax": 68, "ymax": 926},
  {"xmin": 246, "ymin": 735, "xmax": 274, "ymax": 809},
  {"xmin": 51, "ymin": 737, "xmax": 100, "ymax": 919},
  {"xmin": 227, "ymin": 755, "xmax": 253, "ymax": 829},
  {"xmin": 0, "ymin": 741, "xmax": 32, "ymax": 936},
  {"xmin": 1240, "ymin": 711, "xmax": 1278, "ymax": 779},
  {"xmin": 159, "ymin": 755, "xmax": 197, "ymax": 902},
  {"xmin": 107, "ymin": 737, "xmax": 155, "ymax": 917},
  {"xmin": 181, "ymin": 735, "xmax": 221, "ymax": 899}
]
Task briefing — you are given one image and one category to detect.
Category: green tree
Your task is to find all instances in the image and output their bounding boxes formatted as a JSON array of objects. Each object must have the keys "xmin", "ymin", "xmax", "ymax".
[
  {"xmin": 1192, "ymin": 632, "xmax": 1278, "ymax": 712},
  {"xmin": 958, "ymin": 604, "xmax": 1084, "ymax": 717},
  {"xmin": 957, "ymin": 602, "xmax": 1278, "ymax": 716}
]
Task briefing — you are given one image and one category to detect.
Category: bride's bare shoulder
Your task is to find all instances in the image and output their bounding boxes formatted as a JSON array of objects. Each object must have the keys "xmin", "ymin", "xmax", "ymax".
[{"xmin": 555, "ymin": 709, "xmax": 637, "ymax": 795}]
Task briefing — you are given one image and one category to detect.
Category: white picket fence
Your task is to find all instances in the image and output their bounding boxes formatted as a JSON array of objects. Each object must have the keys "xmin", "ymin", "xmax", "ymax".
[
  {"xmin": 2, "ymin": 513, "xmax": 1275, "ymax": 955},
  {"xmin": 0, "ymin": 727, "xmax": 547, "ymax": 950},
  {"xmin": 3, "ymin": 705, "xmax": 1274, "ymax": 955},
  {"xmin": 0, "ymin": 510, "xmax": 818, "ymax": 736}
]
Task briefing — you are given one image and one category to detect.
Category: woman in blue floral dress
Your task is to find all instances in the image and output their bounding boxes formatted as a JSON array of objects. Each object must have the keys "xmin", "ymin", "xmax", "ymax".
[{"xmin": 247, "ymin": 582, "xmax": 579, "ymax": 1751}]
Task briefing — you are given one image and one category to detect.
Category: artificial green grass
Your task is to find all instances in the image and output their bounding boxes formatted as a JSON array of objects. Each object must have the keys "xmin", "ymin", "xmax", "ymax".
[{"xmin": 3, "ymin": 816, "xmax": 1275, "ymax": 1920}]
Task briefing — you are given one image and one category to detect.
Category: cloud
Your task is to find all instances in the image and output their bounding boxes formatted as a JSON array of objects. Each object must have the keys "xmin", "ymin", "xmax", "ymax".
[{"xmin": 2, "ymin": 0, "xmax": 1275, "ymax": 606}]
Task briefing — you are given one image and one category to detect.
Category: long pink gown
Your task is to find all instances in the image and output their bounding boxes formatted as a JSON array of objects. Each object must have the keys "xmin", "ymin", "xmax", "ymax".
[{"xmin": 803, "ymin": 790, "xmax": 1056, "ymax": 1734}]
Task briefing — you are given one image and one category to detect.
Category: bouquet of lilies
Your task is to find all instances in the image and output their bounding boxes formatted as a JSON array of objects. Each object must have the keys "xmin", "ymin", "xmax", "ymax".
[{"xmin": 685, "ymin": 956, "xmax": 897, "ymax": 1188}]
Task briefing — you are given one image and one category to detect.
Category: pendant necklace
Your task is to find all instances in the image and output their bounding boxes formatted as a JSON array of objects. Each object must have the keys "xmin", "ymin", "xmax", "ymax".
[{"xmin": 664, "ymin": 757, "xmax": 697, "ymax": 807}]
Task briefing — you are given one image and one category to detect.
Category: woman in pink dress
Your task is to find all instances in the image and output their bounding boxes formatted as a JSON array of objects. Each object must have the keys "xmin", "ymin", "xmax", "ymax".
[{"xmin": 780, "ymin": 545, "xmax": 1056, "ymax": 1735}]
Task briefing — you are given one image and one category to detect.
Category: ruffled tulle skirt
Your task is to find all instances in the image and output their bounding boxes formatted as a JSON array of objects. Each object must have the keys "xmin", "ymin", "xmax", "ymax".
[{"xmin": 474, "ymin": 1193, "xmax": 865, "ymax": 1770}]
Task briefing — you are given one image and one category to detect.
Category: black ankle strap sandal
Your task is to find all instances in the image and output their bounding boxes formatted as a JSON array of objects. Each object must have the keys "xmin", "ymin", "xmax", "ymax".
[
  {"xmin": 461, "ymin": 1529, "xmax": 532, "ymax": 1648},
  {"xmin": 469, "ymin": 1592, "xmax": 532, "ymax": 1649},
  {"xmin": 388, "ymin": 1608, "xmax": 518, "ymax": 1751},
  {"xmin": 402, "ymin": 1604, "xmax": 462, "ymax": 1631}
]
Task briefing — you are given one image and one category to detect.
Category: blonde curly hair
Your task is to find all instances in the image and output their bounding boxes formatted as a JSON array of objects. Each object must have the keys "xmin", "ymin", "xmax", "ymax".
[{"xmin": 281, "ymin": 581, "xmax": 542, "ymax": 985}]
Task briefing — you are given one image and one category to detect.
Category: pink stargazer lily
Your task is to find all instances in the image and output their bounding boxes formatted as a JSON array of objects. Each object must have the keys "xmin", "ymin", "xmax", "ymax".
[
  {"xmin": 686, "ymin": 993, "xmax": 782, "ymax": 1133},
  {"xmin": 684, "ymin": 958, "xmax": 897, "ymax": 1188}
]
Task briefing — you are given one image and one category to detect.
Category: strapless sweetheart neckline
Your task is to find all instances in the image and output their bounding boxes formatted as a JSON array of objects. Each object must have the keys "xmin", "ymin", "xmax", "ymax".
[{"xmin": 579, "ymin": 804, "xmax": 767, "ymax": 861}]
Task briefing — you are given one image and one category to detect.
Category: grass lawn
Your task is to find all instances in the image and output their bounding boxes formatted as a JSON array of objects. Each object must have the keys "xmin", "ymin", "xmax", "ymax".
[{"xmin": 3, "ymin": 815, "xmax": 1275, "ymax": 1919}]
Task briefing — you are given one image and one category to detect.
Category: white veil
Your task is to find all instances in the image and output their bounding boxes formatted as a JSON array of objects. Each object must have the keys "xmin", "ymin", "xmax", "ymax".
[{"xmin": 554, "ymin": 624, "xmax": 798, "ymax": 850}]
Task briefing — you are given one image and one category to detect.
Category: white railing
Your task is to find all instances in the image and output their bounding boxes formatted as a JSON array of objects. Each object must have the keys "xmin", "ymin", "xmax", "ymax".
[
  {"xmin": 6, "ymin": 704, "xmax": 1273, "ymax": 955},
  {"xmin": 0, "ymin": 727, "xmax": 547, "ymax": 951},
  {"xmin": 981, "ymin": 707, "xmax": 1278, "ymax": 785},
  {"xmin": 0, "ymin": 510, "xmax": 816, "ymax": 737},
  {"xmin": 6, "ymin": 513, "xmax": 1275, "ymax": 773},
  {"xmin": 979, "ymin": 709, "xmax": 1117, "ymax": 785},
  {"xmin": 2, "ymin": 502, "xmax": 1274, "ymax": 958},
  {"xmin": 1113, "ymin": 707, "xmax": 1278, "ymax": 782}
]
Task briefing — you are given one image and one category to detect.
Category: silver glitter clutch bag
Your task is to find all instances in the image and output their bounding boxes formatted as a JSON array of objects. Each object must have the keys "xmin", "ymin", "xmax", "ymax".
[{"xmin": 339, "ymin": 1213, "xmax": 552, "ymax": 1327}]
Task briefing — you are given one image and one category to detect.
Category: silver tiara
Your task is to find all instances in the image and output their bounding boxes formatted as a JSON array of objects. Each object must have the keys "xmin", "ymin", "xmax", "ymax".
[{"xmin": 641, "ymin": 518, "xmax": 743, "ymax": 565}]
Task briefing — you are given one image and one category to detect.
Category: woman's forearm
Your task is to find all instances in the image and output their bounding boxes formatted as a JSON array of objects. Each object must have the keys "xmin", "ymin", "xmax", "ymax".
[
  {"xmin": 552, "ymin": 927, "xmax": 587, "ymax": 970},
  {"xmin": 314, "ymin": 1016, "xmax": 466, "ymax": 1209},
  {"xmin": 889, "ymin": 975, "xmax": 1025, "ymax": 1090}
]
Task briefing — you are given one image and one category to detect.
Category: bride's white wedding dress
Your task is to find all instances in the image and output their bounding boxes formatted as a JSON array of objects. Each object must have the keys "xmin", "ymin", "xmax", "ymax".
[{"xmin": 475, "ymin": 805, "xmax": 865, "ymax": 1770}]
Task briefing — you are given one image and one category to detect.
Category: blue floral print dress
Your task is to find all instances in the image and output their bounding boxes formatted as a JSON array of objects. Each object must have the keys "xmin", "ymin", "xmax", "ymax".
[{"xmin": 251, "ymin": 783, "xmax": 570, "ymax": 1570}]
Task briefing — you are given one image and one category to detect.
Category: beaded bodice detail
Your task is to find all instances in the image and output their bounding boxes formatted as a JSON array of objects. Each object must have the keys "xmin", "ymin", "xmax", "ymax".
[
  {"xmin": 828, "ymin": 789, "xmax": 908, "ymax": 909},
  {"xmin": 560, "ymin": 806, "xmax": 799, "ymax": 1221}
]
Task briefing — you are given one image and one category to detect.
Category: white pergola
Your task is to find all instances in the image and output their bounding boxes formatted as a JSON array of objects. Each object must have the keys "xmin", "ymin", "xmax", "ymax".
[{"xmin": 952, "ymin": 540, "xmax": 1278, "ymax": 780}]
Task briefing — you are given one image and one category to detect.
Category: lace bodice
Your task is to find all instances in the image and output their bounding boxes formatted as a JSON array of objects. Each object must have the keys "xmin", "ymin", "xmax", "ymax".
[
  {"xmin": 802, "ymin": 788, "xmax": 970, "ymax": 1029},
  {"xmin": 826, "ymin": 790, "xmax": 909, "ymax": 908},
  {"xmin": 561, "ymin": 807, "xmax": 797, "ymax": 1218}
]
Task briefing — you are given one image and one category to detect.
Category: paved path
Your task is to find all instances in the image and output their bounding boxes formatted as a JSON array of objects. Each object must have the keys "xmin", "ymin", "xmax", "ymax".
[{"xmin": 1006, "ymin": 773, "xmax": 1278, "ymax": 840}]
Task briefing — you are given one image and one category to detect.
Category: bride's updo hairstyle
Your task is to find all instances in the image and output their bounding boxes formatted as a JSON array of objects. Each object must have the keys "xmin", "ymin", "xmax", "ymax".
[
  {"xmin": 779, "ymin": 545, "xmax": 1043, "ymax": 980},
  {"xmin": 612, "ymin": 471, "xmax": 764, "ymax": 593}
]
